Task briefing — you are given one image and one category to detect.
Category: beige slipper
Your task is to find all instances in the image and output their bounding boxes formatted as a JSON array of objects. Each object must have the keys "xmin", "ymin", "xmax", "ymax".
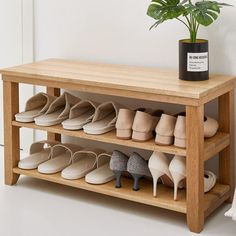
[
  {"xmin": 18, "ymin": 140, "xmax": 59, "ymax": 170},
  {"xmin": 85, "ymin": 153, "xmax": 115, "ymax": 184},
  {"xmin": 155, "ymin": 114, "xmax": 177, "ymax": 145},
  {"xmin": 83, "ymin": 101, "xmax": 122, "ymax": 135},
  {"xmin": 35, "ymin": 92, "xmax": 80, "ymax": 126},
  {"xmin": 61, "ymin": 148, "xmax": 104, "ymax": 180},
  {"xmin": 132, "ymin": 110, "xmax": 164, "ymax": 142},
  {"xmin": 38, "ymin": 143, "xmax": 81, "ymax": 174},
  {"xmin": 62, "ymin": 100, "xmax": 98, "ymax": 130},
  {"xmin": 15, "ymin": 92, "xmax": 56, "ymax": 122}
]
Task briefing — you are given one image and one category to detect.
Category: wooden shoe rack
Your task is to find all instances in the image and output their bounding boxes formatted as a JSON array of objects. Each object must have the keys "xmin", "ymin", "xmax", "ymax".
[{"xmin": 1, "ymin": 59, "xmax": 235, "ymax": 233}]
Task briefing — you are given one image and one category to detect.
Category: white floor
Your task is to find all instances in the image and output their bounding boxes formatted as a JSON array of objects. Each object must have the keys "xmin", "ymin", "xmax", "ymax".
[{"xmin": 0, "ymin": 148, "xmax": 235, "ymax": 236}]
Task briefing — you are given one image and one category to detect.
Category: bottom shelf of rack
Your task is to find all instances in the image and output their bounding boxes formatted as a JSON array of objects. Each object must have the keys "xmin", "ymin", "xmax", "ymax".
[{"xmin": 13, "ymin": 167, "xmax": 230, "ymax": 215}]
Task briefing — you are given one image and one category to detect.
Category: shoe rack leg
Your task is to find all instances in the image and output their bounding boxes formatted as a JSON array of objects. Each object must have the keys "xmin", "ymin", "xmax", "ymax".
[
  {"xmin": 218, "ymin": 89, "xmax": 235, "ymax": 202},
  {"xmin": 3, "ymin": 81, "xmax": 20, "ymax": 185},
  {"xmin": 186, "ymin": 105, "xmax": 205, "ymax": 233},
  {"xmin": 46, "ymin": 87, "xmax": 61, "ymax": 142}
]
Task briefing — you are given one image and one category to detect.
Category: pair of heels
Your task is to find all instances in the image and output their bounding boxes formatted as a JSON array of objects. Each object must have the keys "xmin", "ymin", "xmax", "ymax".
[
  {"xmin": 149, "ymin": 152, "xmax": 186, "ymax": 201},
  {"xmin": 110, "ymin": 150, "xmax": 151, "ymax": 191}
]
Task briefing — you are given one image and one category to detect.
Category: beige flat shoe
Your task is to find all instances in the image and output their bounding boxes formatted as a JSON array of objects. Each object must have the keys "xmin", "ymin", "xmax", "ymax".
[
  {"xmin": 174, "ymin": 114, "xmax": 219, "ymax": 148},
  {"xmin": 115, "ymin": 108, "xmax": 136, "ymax": 139},
  {"xmin": 132, "ymin": 110, "xmax": 163, "ymax": 142},
  {"xmin": 174, "ymin": 113, "xmax": 186, "ymax": 148},
  {"xmin": 155, "ymin": 114, "xmax": 176, "ymax": 145}
]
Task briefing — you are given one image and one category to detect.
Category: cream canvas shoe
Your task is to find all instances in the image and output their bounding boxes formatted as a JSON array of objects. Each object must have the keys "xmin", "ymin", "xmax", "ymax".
[
  {"xmin": 155, "ymin": 114, "xmax": 176, "ymax": 145},
  {"xmin": 132, "ymin": 110, "xmax": 163, "ymax": 142}
]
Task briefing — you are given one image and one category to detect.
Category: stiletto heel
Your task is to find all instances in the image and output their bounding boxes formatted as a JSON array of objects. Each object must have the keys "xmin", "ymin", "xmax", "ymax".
[
  {"xmin": 127, "ymin": 152, "xmax": 151, "ymax": 191},
  {"xmin": 110, "ymin": 150, "xmax": 129, "ymax": 189},
  {"xmin": 114, "ymin": 170, "xmax": 123, "ymax": 188},
  {"xmin": 131, "ymin": 173, "xmax": 142, "ymax": 191},
  {"xmin": 148, "ymin": 152, "xmax": 173, "ymax": 197},
  {"xmin": 149, "ymin": 168, "xmax": 165, "ymax": 197},
  {"xmin": 171, "ymin": 172, "xmax": 185, "ymax": 201},
  {"xmin": 169, "ymin": 155, "xmax": 186, "ymax": 201}
]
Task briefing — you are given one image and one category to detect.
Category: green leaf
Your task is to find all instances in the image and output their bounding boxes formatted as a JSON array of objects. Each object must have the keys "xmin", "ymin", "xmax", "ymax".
[
  {"xmin": 147, "ymin": 0, "xmax": 186, "ymax": 28},
  {"xmin": 192, "ymin": 1, "xmax": 223, "ymax": 26}
]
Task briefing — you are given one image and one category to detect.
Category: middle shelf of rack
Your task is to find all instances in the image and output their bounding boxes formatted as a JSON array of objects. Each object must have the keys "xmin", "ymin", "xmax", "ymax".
[{"xmin": 12, "ymin": 121, "xmax": 230, "ymax": 160}]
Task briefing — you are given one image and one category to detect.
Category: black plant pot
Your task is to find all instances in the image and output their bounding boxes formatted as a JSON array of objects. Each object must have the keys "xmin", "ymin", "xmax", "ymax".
[{"xmin": 179, "ymin": 39, "xmax": 209, "ymax": 81}]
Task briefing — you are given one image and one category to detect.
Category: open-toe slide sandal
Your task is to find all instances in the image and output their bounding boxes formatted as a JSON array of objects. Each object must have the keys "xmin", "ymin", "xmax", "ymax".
[
  {"xmin": 38, "ymin": 143, "xmax": 81, "ymax": 174},
  {"xmin": 61, "ymin": 148, "xmax": 104, "ymax": 180},
  {"xmin": 85, "ymin": 153, "xmax": 115, "ymax": 184},
  {"xmin": 18, "ymin": 140, "xmax": 59, "ymax": 170}
]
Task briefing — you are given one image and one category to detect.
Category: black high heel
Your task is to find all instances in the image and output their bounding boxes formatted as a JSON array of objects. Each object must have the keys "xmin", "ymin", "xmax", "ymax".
[{"xmin": 110, "ymin": 150, "xmax": 129, "ymax": 188}]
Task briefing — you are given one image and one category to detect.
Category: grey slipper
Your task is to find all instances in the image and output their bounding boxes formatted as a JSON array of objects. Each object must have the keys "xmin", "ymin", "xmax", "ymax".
[
  {"xmin": 127, "ymin": 152, "xmax": 151, "ymax": 191},
  {"xmin": 110, "ymin": 150, "xmax": 129, "ymax": 188}
]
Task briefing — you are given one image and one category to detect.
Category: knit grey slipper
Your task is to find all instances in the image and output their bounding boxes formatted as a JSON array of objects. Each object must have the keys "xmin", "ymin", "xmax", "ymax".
[
  {"xmin": 127, "ymin": 152, "xmax": 151, "ymax": 191},
  {"xmin": 110, "ymin": 150, "xmax": 129, "ymax": 188}
]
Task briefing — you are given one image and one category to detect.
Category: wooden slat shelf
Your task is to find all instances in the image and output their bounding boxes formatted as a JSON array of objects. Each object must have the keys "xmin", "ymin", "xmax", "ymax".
[
  {"xmin": 12, "ymin": 121, "xmax": 229, "ymax": 160},
  {"xmin": 13, "ymin": 167, "xmax": 230, "ymax": 215}
]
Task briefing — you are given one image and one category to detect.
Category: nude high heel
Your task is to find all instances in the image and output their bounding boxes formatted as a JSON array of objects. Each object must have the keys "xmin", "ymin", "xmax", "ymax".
[
  {"xmin": 148, "ymin": 152, "xmax": 173, "ymax": 197},
  {"xmin": 169, "ymin": 155, "xmax": 186, "ymax": 201}
]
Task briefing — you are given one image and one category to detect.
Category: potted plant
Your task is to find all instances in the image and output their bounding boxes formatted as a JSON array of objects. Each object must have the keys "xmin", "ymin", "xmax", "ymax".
[{"xmin": 147, "ymin": 0, "xmax": 232, "ymax": 81}]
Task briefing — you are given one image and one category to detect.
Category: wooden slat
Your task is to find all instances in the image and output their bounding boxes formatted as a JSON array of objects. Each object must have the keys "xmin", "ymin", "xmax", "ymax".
[
  {"xmin": 186, "ymin": 105, "xmax": 205, "ymax": 233},
  {"xmin": 12, "ymin": 121, "xmax": 186, "ymax": 156},
  {"xmin": 218, "ymin": 89, "xmax": 235, "ymax": 202},
  {"xmin": 3, "ymin": 81, "xmax": 20, "ymax": 185},
  {"xmin": 204, "ymin": 184, "xmax": 230, "ymax": 218},
  {"xmin": 13, "ymin": 167, "xmax": 230, "ymax": 216},
  {"xmin": 13, "ymin": 167, "xmax": 187, "ymax": 213},
  {"xmin": 1, "ymin": 59, "xmax": 235, "ymax": 101},
  {"xmin": 12, "ymin": 121, "xmax": 229, "ymax": 159},
  {"xmin": 204, "ymin": 133, "xmax": 230, "ymax": 161}
]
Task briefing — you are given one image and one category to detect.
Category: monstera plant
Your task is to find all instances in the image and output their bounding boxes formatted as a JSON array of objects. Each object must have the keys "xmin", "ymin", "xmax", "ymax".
[{"xmin": 147, "ymin": 0, "xmax": 231, "ymax": 81}]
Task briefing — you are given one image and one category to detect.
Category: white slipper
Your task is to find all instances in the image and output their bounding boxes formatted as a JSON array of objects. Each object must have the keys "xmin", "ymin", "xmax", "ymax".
[
  {"xmin": 18, "ymin": 140, "xmax": 59, "ymax": 170},
  {"xmin": 83, "ymin": 101, "xmax": 122, "ymax": 135},
  {"xmin": 85, "ymin": 153, "xmax": 115, "ymax": 184},
  {"xmin": 204, "ymin": 170, "xmax": 217, "ymax": 193},
  {"xmin": 34, "ymin": 92, "xmax": 80, "ymax": 126},
  {"xmin": 61, "ymin": 148, "xmax": 104, "ymax": 180},
  {"xmin": 15, "ymin": 93, "xmax": 56, "ymax": 122},
  {"xmin": 38, "ymin": 143, "xmax": 81, "ymax": 174},
  {"xmin": 62, "ymin": 100, "xmax": 98, "ymax": 130}
]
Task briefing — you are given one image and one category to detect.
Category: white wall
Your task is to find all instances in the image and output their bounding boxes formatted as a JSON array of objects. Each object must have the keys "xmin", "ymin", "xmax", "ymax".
[
  {"xmin": 0, "ymin": 0, "xmax": 34, "ymax": 151},
  {"xmin": 34, "ymin": 0, "xmax": 236, "ymax": 175}
]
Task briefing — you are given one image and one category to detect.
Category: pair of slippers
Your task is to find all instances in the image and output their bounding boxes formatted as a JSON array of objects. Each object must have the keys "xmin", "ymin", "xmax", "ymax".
[
  {"xmin": 15, "ymin": 92, "xmax": 122, "ymax": 135},
  {"xmin": 18, "ymin": 140, "xmax": 115, "ymax": 184}
]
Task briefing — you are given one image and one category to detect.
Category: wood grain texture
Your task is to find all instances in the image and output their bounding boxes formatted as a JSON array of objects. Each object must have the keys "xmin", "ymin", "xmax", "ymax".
[
  {"xmin": 186, "ymin": 105, "xmax": 205, "ymax": 233},
  {"xmin": 218, "ymin": 89, "xmax": 235, "ymax": 202},
  {"xmin": 3, "ymin": 80, "xmax": 20, "ymax": 185},
  {"xmin": 12, "ymin": 167, "xmax": 230, "ymax": 215},
  {"xmin": 1, "ymin": 59, "xmax": 235, "ymax": 104},
  {"xmin": 12, "ymin": 121, "xmax": 230, "ymax": 158}
]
